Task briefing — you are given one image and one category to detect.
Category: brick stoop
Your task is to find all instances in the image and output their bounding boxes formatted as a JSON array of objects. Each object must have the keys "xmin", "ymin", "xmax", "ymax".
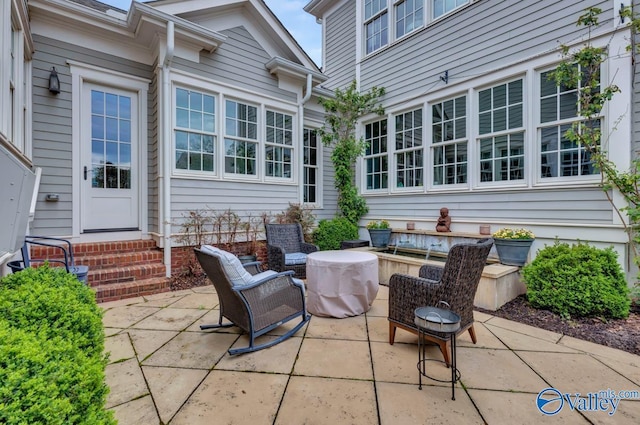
[{"xmin": 29, "ymin": 239, "xmax": 171, "ymax": 303}]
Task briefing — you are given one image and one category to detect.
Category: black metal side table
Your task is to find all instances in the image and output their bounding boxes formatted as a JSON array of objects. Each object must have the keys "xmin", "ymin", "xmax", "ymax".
[{"xmin": 415, "ymin": 305, "xmax": 461, "ymax": 400}]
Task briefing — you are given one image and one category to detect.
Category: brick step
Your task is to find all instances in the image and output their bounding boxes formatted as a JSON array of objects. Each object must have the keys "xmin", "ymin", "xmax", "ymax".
[
  {"xmin": 94, "ymin": 277, "xmax": 171, "ymax": 303},
  {"xmin": 88, "ymin": 263, "xmax": 167, "ymax": 286},
  {"xmin": 30, "ymin": 239, "xmax": 158, "ymax": 259},
  {"xmin": 75, "ymin": 250, "xmax": 164, "ymax": 270}
]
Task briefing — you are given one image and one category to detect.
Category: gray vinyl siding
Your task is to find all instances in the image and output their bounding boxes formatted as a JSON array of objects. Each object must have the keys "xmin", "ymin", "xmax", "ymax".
[
  {"xmin": 359, "ymin": 0, "xmax": 612, "ymax": 100},
  {"xmin": 170, "ymin": 179, "xmax": 300, "ymax": 235},
  {"xmin": 364, "ymin": 187, "xmax": 612, "ymax": 224},
  {"xmin": 323, "ymin": 0, "xmax": 356, "ymax": 90},
  {"xmin": 171, "ymin": 27, "xmax": 296, "ymax": 103},
  {"xmin": 31, "ymin": 34, "xmax": 154, "ymax": 236}
]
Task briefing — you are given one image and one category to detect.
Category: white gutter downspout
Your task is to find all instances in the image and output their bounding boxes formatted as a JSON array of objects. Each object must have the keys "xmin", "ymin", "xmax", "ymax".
[
  {"xmin": 162, "ymin": 21, "xmax": 174, "ymax": 277},
  {"xmin": 299, "ymin": 73, "xmax": 313, "ymax": 202}
]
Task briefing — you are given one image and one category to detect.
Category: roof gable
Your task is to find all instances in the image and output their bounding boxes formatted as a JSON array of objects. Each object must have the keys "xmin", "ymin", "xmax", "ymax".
[{"xmin": 148, "ymin": 0, "xmax": 319, "ymax": 71}]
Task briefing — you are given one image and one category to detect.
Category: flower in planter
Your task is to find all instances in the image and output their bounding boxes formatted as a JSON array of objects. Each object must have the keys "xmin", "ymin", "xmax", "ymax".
[
  {"xmin": 366, "ymin": 220, "xmax": 390, "ymax": 229},
  {"xmin": 492, "ymin": 227, "xmax": 535, "ymax": 240}
]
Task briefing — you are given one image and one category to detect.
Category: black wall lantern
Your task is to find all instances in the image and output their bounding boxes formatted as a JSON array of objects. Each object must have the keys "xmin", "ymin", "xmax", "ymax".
[{"xmin": 48, "ymin": 67, "xmax": 60, "ymax": 94}]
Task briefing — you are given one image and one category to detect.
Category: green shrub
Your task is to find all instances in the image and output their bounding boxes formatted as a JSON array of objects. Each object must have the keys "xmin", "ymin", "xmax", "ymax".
[
  {"xmin": 0, "ymin": 266, "xmax": 105, "ymax": 358},
  {"xmin": 312, "ymin": 217, "xmax": 359, "ymax": 250},
  {"xmin": 522, "ymin": 241, "xmax": 630, "ymax": 319},
  {"xmin": 0, "ymin": 266, "xmax": 114, "ymax": 425}
]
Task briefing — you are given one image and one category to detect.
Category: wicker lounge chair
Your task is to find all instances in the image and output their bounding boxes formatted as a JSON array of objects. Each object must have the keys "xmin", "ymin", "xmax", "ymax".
[
  {"xmin": 195, "ymin": 246, "xmax": 310, "ymax": 355},
  {"xmin": 265, "ymin": 223, "xmax": 318, "ymax": 279},
  {"xmin": 388, "ymin": 238, "xmax": 494, "ymax": 365}
]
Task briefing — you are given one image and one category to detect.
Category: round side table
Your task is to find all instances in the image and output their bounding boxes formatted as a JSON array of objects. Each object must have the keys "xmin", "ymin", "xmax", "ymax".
[{"xmin": 415, "ymin": 306, "xmax": 461, "ymax": 400}]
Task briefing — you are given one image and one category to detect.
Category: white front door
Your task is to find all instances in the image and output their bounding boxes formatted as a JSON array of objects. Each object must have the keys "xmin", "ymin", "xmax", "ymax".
[{"xmin": 81, "ymin": 84, "xmax": 139, "ymax": 232}]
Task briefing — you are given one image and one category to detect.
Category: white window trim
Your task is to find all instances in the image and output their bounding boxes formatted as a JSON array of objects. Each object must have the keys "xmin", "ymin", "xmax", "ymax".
[
  {"xmin": 168, "ymin": 70, "xmax": 299, "ymax": 185},
  {"xmin": 474, "ymin": 77, "xmax": 528, "ymax": 189},
  {"xmin": 356, "ymin": 32, "xmax": 628, "ymax": 196},
  {"xmin": 264, "ymin": 107, "xmax": 295, "ymax": 182},
  {"xmin": 428, "ymin": 93, "xmax": 470, "ymax": 191},
  {"xmin": 172, "ymin": 84, "xmax": 218, "ymax": 178},
  {"xmin": 363, "ymin": 117, "xmax": 390, "ymax": 192},
  {"xmin": 302, "ymin": 126, "xmax": 322, "ymax": 207},
  {"xmin": 533, "ymin": 64, "xmax": 604, "ymax": 185}
]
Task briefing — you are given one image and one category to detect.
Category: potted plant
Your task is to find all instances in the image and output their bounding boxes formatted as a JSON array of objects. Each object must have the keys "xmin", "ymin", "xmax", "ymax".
[
  {"xmin": 366, "ymin": 220, "xmax": 392, "ymax": 248},
  {"xmin": 492, "ymin": 227, "xmax": 535, "ymax": 266}
]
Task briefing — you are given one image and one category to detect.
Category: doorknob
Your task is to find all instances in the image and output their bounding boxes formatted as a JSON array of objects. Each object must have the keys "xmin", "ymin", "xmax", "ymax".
[{"xmin": 84, "ymin": 166, "xmax": 88, "ymax": 180}]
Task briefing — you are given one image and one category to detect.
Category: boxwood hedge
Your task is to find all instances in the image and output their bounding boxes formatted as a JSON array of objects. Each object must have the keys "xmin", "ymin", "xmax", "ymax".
[
  {"xmin": 0, "ymin": 266, "xmax": 115, "ymax": 425},
  {"xmin": 522, "ymin": 241, "xmax": 630, "ymax": 319}
]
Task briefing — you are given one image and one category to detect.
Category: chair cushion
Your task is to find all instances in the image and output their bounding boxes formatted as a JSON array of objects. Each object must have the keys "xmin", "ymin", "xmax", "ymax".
[
  {"xmin": 201, "ymin": 245, "xmax": 252, "ymax": 286},
  {"xmin": 285, "ymin": 252, "xmax": 307, "ymax": 265}
]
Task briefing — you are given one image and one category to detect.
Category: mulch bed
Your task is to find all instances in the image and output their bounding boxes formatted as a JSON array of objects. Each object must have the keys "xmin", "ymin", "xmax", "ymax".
[{"xmin": 477, "ymin": 295, "xmax": 640, "ymax": 356}]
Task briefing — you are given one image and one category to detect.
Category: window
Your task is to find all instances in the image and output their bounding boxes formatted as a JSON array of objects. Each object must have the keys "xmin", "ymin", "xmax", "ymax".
[
  {"xmin": 365, "ymin": 0, "xmax": 388, "ymax": 54},
  {"xmin": 539, "ymin": 67, "xmax": 599, "ymax": 178},
  {"xmin": 395, "ymin": 109, "xmax": 423, "ymax": 188},
  {"xmin": 265, "ymin": 110, "xmax": 293, "ymax": 178},
  {"xmin": 433, "ymin": 0, "xmax": 468, "ymax": 19},
  {"xmin": 365, "ymin": 119, "xmax": 388, "ymax": 190},
  {"xmin": 432, "ymin": 95, "xmax": 467, "ymax": 185},
  {"xmin": 91, "ymin": 90, "xmax": 132, "ymax": 189},
  {"xmin": 478, "ymin": 80, "xmax": 524, "ymax": 182},
  {"xmin": 396, "ymin": 0, "xmax": 424, "ymax": 38},
  {"xmin": 303, "ymin": 128, "xmax": 319, "ymax": 203},
  {"xmin": 174, "ymin": 88, "xmax": 216, "ymax": 173},
  {"xmin": 225, "ymin": 100, "xmax": 257, "ymax": 176}
]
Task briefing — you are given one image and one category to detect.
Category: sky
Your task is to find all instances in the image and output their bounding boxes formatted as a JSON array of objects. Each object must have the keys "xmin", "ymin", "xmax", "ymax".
[{"xmin": 98, "ymin": 0, "xmax": 322, "ymax": 66}]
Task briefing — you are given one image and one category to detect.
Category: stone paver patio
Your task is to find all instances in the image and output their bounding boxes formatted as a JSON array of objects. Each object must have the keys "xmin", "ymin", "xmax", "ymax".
[{"xmin": 102, "ymin": 285, "xmax": 640, "ymax": 424}]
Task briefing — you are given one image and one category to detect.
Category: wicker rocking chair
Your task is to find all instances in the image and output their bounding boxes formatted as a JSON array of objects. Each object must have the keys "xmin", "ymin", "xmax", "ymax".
[
  {"xmin": 265, "ymin": 223, "xmax": 318, "ymax": 279},
  {"xmin": 388, "ymin": 238, "xmax": 494, "ymax": 365},
  {"xmin": 195, "ymin": 246, "xmax": 310, "ymax": 355}
]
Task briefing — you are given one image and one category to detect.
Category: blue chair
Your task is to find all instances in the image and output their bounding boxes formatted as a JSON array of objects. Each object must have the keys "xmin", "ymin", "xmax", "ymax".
[{"xmin": 7, "ymin": 236, "xmax": 89, "ymax": 284}]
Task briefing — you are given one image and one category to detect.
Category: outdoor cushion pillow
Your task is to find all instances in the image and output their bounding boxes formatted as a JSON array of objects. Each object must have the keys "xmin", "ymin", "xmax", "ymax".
[
  {"xmin": 200, "ymin": 245, "xmax": 252, "ymax": 286},
  {"xmin": 285, "ymin": 252, "xmax": 307, "ymax": 265}
]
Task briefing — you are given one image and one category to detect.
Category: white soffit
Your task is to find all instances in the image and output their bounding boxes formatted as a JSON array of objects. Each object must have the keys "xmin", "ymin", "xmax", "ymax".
[{"xmin": 28, "ymin": 0, "xmax": 226, "ymax": 65}]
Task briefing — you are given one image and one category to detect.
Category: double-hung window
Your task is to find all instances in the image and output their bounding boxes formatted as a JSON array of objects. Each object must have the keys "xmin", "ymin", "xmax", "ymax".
[
  {"xmin": 303, "ymin": 128, "xmax": 319, "ymax": 203},
  {"xmin": 395, "ymin": 108, "xmax": 423, "ymax": 188},
  {"xmin": 175, "ymin": 88, "xmax": 216, "ymax": 173},
  {"xmin": 432, "ymin": 95, "xmax": 467, "ymax": 185},
  {"xmin": 478, "ymin": 79, "xmax": 525, "ymax": 183},
  {"xmin": 364, "ymin": 119, "xmax": 388, "ymax": 190},
  {"xmin": 396, "ymin": 0, "xmax": 424, "ymax": 39},
  {"xmin": 433, "ymin": 0, "xmax": 468, "ymax": 19},
  {"xmin": 265, "ymin": 110, "xmax": 293, "ymax": 179},
  {"xmin": 365, "ymin": 0, "xmax": 389, "ymax": 54},
  {"xmin": 539, "ymin": 66, "xmax": 599, "ymax": 178},
  {"xmin": 225, "ymin": 100, "xmax": 257, "ymax": 176}
]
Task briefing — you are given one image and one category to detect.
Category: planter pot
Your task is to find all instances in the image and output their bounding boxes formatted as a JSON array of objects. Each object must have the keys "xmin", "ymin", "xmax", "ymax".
[
  {"xmin": 494, "ymin": 238, "xmax": 534, "ymax": 266},
  {"xmin": 368, "ymin": 229, "xmax": 392, "ymax": 248},
  {"xmin": 238, "ymin": 254, "xmax": 257, "ymax": 264}
]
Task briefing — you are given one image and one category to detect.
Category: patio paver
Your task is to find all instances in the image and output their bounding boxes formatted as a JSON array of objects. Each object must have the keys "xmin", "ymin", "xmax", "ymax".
[{"xmin": 102, "ymin": 287, "xmax": 640, "ymax": 424}]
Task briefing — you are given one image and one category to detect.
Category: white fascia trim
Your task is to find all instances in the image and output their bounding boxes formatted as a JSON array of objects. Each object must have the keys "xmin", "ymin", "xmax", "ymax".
[
  {"xmin": 29, "ymin": 0, "xmax": 227, "ymax": 55},
  {"xmin": 265, "ymin": 57, "xmax": 327, "ymax": 84}
]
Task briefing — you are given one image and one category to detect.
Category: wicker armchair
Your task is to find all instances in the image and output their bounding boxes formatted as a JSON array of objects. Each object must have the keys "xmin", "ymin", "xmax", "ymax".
[
  {"xmin": 265, "ymin": 223, "xmax": 318, "ymax": 279},
  {"xmin": 195, "ymin": 246, "xmax": 309, "ymax": 355},
  {"xmin": 388, "ymin": 238, "xmax": 494, "ymax": 365}
]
